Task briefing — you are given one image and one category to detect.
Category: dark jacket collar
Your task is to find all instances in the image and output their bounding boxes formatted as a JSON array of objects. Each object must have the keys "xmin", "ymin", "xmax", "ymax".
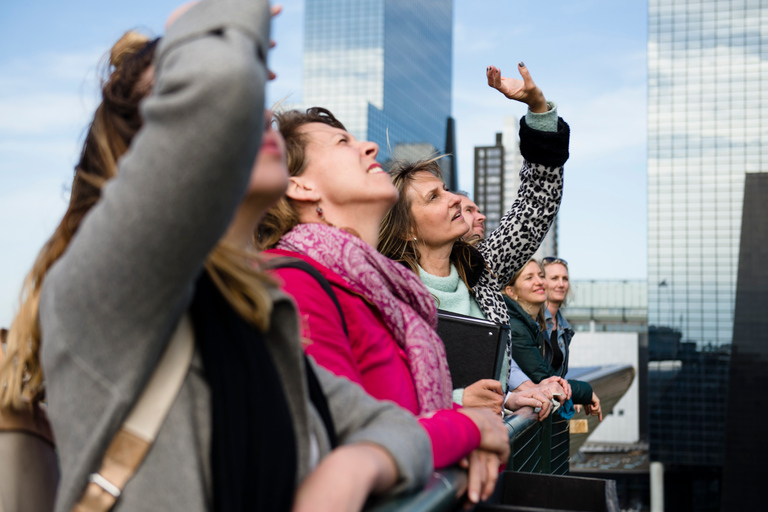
[{"xmin": 503, "ymin": 295, "xmax": 541, "ymax": 338}]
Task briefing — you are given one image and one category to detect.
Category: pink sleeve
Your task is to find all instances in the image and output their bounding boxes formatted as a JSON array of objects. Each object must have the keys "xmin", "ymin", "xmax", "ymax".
[
  {"xmin": 419, "ymin": 409, "xmax": 481, "ymax": 468},
  {"xmin": 274, "ymin": 267, "xmax": 365, "ymax": 386}
]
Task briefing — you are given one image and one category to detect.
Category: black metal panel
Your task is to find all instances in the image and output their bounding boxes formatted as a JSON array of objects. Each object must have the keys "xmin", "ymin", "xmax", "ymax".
[{"xmin": 721, "ymin": 172, "xmax": 768, "ymax": 510}]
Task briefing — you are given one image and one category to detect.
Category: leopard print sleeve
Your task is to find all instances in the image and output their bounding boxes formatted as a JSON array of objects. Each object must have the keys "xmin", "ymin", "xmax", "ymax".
[
  {"xmin": 479, "ymin": 158, "xmax": 564, "ymax": 287},
  {"xmin": 473, "ymin": 117, "xmax": 570, "ymax": 325}
]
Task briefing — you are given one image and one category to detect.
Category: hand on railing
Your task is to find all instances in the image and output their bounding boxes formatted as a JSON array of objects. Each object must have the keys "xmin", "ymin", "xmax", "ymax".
[
  {"xmin": 505, "ymin": 387, "xmax": 554, "ymax": 421},
  {"xmin": 457, "ymin": 407, "xmax": 510, "ymax": 505},
  {"xmin": 538, "ymin": 376, "xmax": 572, "ymax": 401},
  {"xmin": 461, "ymin": 379, "xmax": 504, "ymax": 415},
  {"xmin": 584, "ymin": 392, "xmax": 603, "ymax": 422},
  {"xmin": 292, "ymin": 443, "xmax": 398, "ymax": 512}
]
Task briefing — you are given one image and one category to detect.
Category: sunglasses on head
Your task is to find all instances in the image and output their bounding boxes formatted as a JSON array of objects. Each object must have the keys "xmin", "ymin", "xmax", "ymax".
[{"xmin": 541, "ymin": 256, "xmax": 568, "ymax": 267}]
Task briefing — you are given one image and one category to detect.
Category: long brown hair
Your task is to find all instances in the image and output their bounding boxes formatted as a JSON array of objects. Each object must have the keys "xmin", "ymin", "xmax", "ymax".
[
  {"xmin": 0, "ymin": 31, "xmax": 273, "ymax": 410},
  {"xmin": 503, "ymin": 259, "xmax": 547, "ymax": 332},
  {"xmin": 256, "ymin": 107, "xmax": 347, "ymax": 249},
  {"xmin": 377, "ymin": 158, "xmax": 478, "ymax": 292}
]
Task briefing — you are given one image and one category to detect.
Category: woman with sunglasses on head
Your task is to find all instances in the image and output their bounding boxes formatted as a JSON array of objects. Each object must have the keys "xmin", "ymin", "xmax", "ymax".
[
  {"xmin": 378, "ymin": 64, "xmax": 572, "ymax": 412},
  {"xmin": 0, "ymin": 3, "xmax": 432, "ymax": 511},
  {"xmin": 541, "ymin": 257, "xmax": 602, "ymax": 421}
]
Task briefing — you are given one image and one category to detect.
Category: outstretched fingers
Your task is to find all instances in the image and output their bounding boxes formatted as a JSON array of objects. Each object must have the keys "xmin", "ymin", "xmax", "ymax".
[{"xmin": 516, "ymin": 61, "xmax": 534, "ymax": 88}]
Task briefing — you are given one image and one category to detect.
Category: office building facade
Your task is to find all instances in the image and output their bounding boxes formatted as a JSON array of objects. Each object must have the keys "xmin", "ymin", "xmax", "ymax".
[
  {"xmin": 473, "ymin": 133, "xmax": 505, "ymax": 232},
  {"xmin": 303, "ymin": 0, "xmax": 456, "ymax": 186},
  {"xmin": 647, "ymin": 0, "xmax": 767, "ymax": 509}
]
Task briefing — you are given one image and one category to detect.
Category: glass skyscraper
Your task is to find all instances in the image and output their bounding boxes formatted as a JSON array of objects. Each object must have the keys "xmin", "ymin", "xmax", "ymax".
[
  {"xmin": 303, "ymin": 0, "xmax": 454, "ymax": 170},
  {"xmin": 647, "ymin": 0, "xmax": 767, "ymax": 509}
]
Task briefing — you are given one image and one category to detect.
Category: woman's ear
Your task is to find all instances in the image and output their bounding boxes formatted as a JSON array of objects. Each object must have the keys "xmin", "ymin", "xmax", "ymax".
[
  {"xmin": 285, "ymin": 176, "xmax": 320, "ymax": 202},
  {"xmin": 504, "ymin": 285, "xmax": 517, "ymax": 300}
]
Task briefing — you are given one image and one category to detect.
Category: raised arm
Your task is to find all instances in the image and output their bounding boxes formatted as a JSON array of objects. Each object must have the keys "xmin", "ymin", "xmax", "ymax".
[
  {"xmin": 41, "ymin": 0, "xmax": 270, "ymax": 411},
  {"xmin": 478, "ymin": 64, "xmax": 569, "ymax": 286}
]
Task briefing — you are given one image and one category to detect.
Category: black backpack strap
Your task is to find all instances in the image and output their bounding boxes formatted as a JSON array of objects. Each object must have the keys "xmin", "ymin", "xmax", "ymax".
[
  {"xmin": 264, "ymin": 257, "xmax": 349, "ymax": 337},
  {"xmin": 302, "ymin": 356, "xmax": 338, "ymax": 449},
  {"xmin": 264, "ymin": 256, "xmax": 346, "ymax": 448}
]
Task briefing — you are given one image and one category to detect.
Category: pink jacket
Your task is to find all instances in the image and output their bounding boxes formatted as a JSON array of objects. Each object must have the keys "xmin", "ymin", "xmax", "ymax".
[{"xmin": 266, "ymin": 249, "xmax": 481, "ymax": 468}]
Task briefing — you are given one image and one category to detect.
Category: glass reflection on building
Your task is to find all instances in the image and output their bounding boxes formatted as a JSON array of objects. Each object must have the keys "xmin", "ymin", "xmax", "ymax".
[
  {"xmin": 648, "ymin": 0, "xmax": 767, "ymax": 509},
  {"xmin": 303, "ymin": 0, "xmax": 454, "ymax": 180}
]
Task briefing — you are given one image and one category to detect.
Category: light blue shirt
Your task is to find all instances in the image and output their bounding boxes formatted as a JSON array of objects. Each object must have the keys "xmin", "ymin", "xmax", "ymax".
[
  {"xmin": 545, "ymin": 308, "xmax": 570, "ymax": 360},
  {"xmin": 506, "ymin": 351, "xmax": 531, "ymax": 391}
]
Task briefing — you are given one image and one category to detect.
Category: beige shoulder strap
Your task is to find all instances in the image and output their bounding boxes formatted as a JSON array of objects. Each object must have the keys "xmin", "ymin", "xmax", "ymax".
[{"xmin": 72, "ymin": 315, "xmax": 195, "ymax": 512}]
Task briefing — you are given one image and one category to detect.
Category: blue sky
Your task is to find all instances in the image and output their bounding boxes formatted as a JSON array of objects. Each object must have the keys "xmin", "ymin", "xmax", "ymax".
[{"xmin": 0, "ymin": 0, "xmax": 648, "ymax": 326}]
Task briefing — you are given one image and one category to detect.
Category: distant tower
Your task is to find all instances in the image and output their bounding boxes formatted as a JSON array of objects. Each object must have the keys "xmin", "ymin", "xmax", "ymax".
[
  {"xmin": 303, "ymin": 0, "xmax": 456, "ymax": 187},
  {"xmin": 473, "ymin": 133, "xmax": 504, "ymax": 232},
  {"xmin": 473, "ymin": 122, "xmax": 558, "ymax": 256}
]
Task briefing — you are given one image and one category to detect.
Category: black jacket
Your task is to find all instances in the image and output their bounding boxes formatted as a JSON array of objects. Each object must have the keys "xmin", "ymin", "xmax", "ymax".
[{"xmin": 504, "ymin": 296, "xmax": 593, "ymax": 405}]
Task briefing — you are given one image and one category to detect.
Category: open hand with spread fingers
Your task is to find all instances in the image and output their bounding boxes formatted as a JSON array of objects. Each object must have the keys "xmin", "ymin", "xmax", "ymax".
[{"xmin": 487, "ymin": 63, "xmax": 548, "ymax": 113}]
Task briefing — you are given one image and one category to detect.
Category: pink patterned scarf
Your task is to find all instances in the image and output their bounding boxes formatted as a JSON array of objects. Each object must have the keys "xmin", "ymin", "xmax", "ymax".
[{"xmin": 277, "ymin": 223, "xmax": 454, "ymax": 413}]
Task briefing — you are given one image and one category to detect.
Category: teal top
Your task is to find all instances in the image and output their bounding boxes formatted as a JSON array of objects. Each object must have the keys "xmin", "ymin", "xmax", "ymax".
[
  {"xmin": 418, "ymin": 264, "xmax": 485, "ymax": 320},
  {"xmin": 526, "ymin": 101, "xmax": 559, "ymax": 132}
]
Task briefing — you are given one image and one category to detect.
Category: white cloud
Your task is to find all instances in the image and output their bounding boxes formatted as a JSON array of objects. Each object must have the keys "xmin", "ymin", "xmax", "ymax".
[
  {"xmin": 0, "ymin": 47, "xmax": 103, "ymax": 325},
  {"xmin": 0, "ymin": 93, "xmax": 97, "ymax": 136},
  {"xmin": 0, "ymin": 48, "xmax": 104, "ymax": 92},
  {"xmin": 0, "ymin": 48, "xmax": 102, "ymax": 137}
]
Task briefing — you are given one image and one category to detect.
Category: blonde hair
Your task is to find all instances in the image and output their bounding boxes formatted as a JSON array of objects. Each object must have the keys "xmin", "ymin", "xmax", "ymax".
[
  {"xmin": 0, "ymin": 31, "xmax": 273, "ymax": 410},
  {"xmin": 378, "ymin": 157, "xmax": 479, "ymax": 291},
  {"xmin": 540, "ymin": 258, "xmax": 572, "ymax": 307}
]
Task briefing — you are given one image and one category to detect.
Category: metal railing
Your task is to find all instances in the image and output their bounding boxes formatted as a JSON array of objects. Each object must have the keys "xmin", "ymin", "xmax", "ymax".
[{"xmin": 368, "ymin": 407, "xmax": 551, "ymax": 512}]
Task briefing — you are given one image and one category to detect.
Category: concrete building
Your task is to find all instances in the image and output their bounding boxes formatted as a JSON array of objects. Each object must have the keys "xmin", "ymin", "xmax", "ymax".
[
  {"xmin": 563, "ymin": 279, "xmax": 648, "ymax": 445},
  {"xmin": 473, "ymin": 133, "xmax": 505, "ymax": 232},
  {"xmin": 567, "ymin": 331, "xmax": 640, "ymax": 445},
  {"xmin": 721, "ymin": 172, "xmax": 768, "ymax": 510},
  {"xmin": 565, "ymin": 280, "xmax": 648, "ymax": 333}
]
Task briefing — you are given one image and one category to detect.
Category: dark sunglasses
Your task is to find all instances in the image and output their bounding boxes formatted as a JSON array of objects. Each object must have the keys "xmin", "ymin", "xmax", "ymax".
[{"xmin": 541, "ymin": 256, "xmax": 568, "ymax": 267}]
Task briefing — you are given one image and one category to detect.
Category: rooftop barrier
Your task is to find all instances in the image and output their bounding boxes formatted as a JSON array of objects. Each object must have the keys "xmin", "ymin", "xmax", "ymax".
[
  {"xmin": 368, "ymin": 407, "xmax": 550, "ymax": 512},
  {"xmin": 367, "ymin": 364, "xmax": 634, "ymax": 511}
]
